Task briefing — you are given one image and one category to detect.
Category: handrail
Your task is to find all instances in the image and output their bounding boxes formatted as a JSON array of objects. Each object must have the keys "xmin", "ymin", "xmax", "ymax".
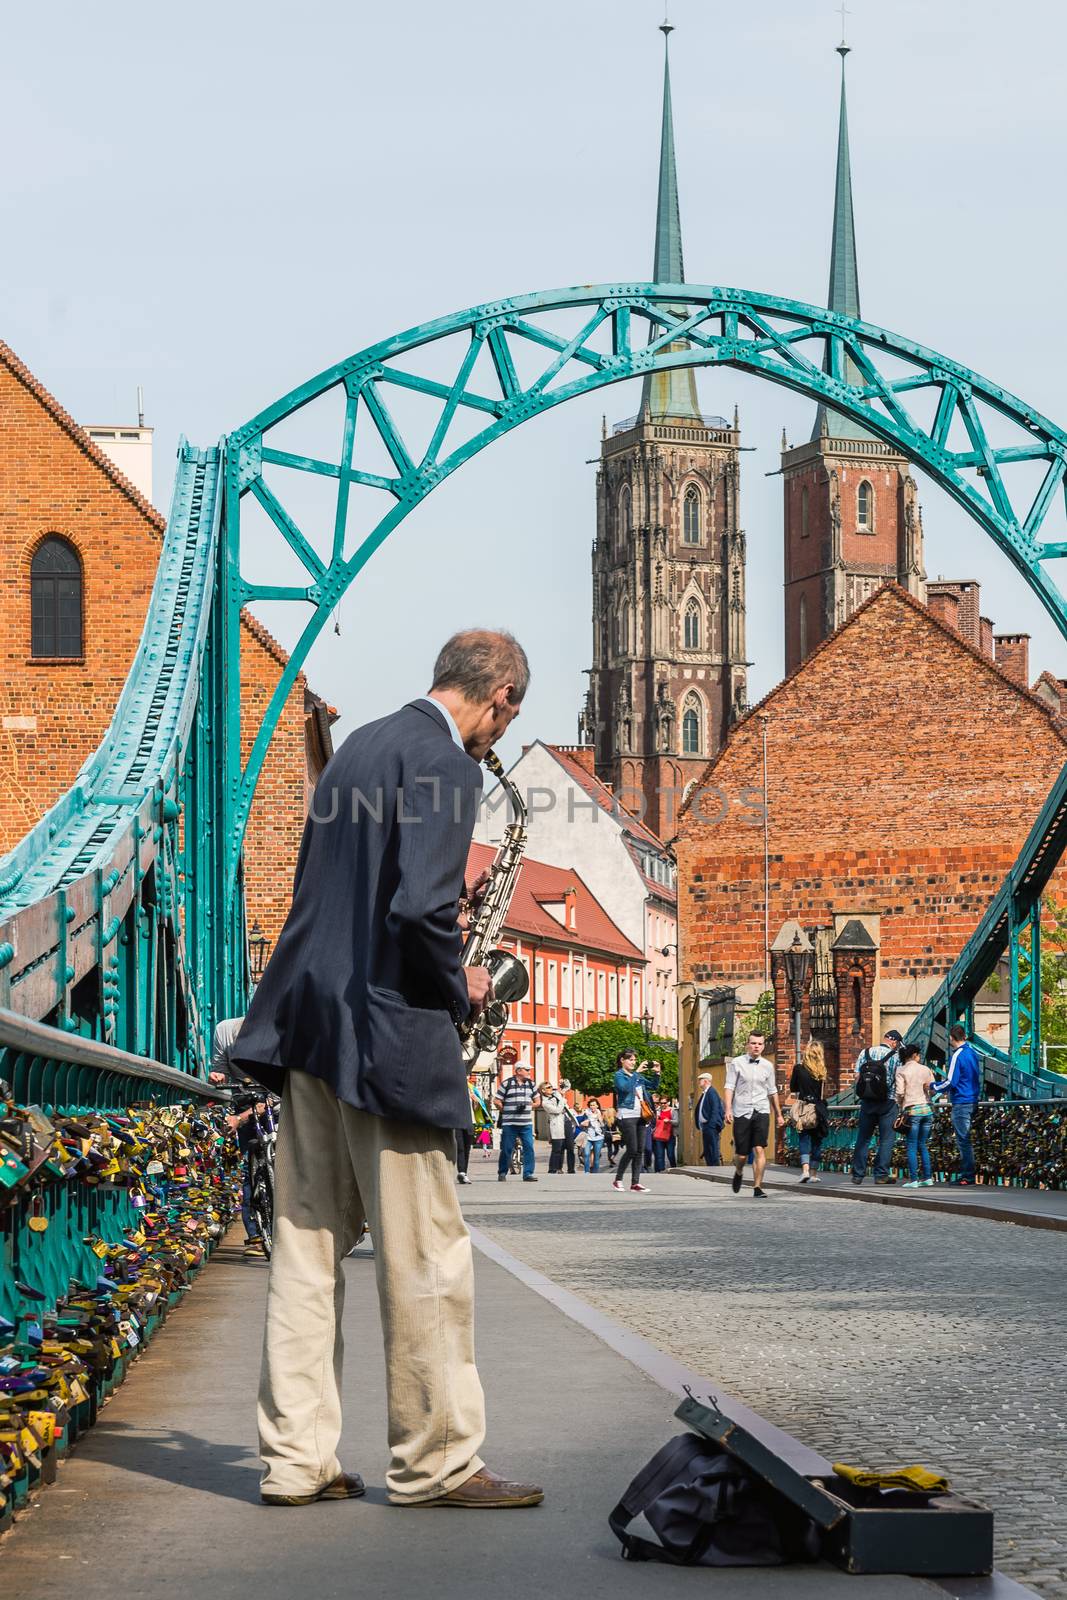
[{"xmin": 0, "ymin": 1007, "xmax": 222, "ymax": 1099}]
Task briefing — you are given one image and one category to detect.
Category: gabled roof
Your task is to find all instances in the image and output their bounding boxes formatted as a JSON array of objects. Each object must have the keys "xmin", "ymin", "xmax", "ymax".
[
  {"xmin": 833, "ymin": 918, "xmax": 877, "ymax": 952},
  {"xmin": 1, "ymin": 338, "xmax": 337, "ymax": 711},
  {"xmin": 680, "ymin": 581, "xmax": 1067, "ymax": 822},
  {"xmin": 0, "ymin": 339, "xmax": 165, "ymax": 532},
  {"xmin": 543, "ymin": 744, "xmax": 669, "ymax": 852},
  {"xmin": 466, "ymin": 842, "xmax": 644, "ymax": 963}
]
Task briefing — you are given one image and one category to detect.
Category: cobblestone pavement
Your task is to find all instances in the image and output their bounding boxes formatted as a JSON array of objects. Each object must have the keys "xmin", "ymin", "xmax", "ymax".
[{"xmin": 463, "ymin": 1162, "xmax": 1067, "ymax": 1598}]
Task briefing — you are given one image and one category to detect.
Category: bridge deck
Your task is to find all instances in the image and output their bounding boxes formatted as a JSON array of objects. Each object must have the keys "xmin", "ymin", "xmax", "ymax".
[{"xmin": 0, "ymin": 1221, "xmax": 974, "ymax": 1600}]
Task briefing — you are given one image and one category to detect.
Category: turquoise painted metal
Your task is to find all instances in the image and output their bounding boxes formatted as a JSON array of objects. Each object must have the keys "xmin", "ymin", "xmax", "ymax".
[{"xmin": 2, "ymin": 284, "xmax": 1067, "ymax": 1081}]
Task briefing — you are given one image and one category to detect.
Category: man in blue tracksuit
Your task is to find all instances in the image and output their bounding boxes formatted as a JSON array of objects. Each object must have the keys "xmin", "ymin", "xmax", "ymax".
[{"xmin": 933, "ymin": 1024, "xmax": 982, "ymax": 1185}]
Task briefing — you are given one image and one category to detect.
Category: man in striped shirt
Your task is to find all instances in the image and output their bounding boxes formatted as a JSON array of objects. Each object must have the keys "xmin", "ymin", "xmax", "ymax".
[{"xmin": 494, "ymin": 1064, "xmax": 541, "ymax": 1182}]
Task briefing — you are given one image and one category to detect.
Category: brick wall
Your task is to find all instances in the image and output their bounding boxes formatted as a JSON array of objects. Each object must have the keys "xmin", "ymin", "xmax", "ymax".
[
  {"xmin": 0, "ymin": 344, "xmax": 321, "ymax": 951},
  {"xmin": 676, "ymin": 583, "xmax": 1067, "ymax": 994}
]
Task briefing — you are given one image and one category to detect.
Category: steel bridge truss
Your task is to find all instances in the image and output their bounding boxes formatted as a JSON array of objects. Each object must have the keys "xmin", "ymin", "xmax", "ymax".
[{"xmin": 3, "ymin": 284, "xmax": 1067, "ymax": 1082}]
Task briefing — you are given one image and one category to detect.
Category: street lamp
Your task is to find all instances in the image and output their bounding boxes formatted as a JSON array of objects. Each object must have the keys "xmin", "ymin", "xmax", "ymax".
[
  {"xmin": 784, "ymin": 930, "xmax": 812, "ymax": 1068},
  {"xmin": 640, "ymin": 1009, "xmax": 654, "ymax": 1041},
  {"xmin": 248, "ymin": 920, "xmax": 272, "ymax": 983}
]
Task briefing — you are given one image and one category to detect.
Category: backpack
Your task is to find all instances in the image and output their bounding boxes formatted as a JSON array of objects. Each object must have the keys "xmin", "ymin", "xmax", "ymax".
[
  {"xmin": 609, "ymin": 1434, "xmax": 820, "ymax": 1567},
  {"xmin": 856, "ymin": 1049, "xmax": 889, "ymax": 1102}
]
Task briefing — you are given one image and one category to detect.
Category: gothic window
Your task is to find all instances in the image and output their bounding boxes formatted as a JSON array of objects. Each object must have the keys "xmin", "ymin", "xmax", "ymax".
[
  {"xmin": 857, "ymin": 479, "xmax": 873, "ymax": 531},
  {"xmin": 684, "ymin": 599, "xmax": 701, "ymax": 650},
  {"xmin": 798, "ymin": 593, "xmax": 808, "ymax": 659},
  {"xmin": 800, "ymin": 484, "xmax": 809, "ymax": 538},
  {"xmin": 615, "ymin": 605, "xmax": 628, "ymax": 654},
  {"xmin": 31, "ymin": 536, "xmax": 83, "ymax": 658},
  {"xmin": 681, "ymin": 693, "xmax": 702, "ymax": 756},
  {"xmin": 618, "ymin": 485, "xmax": 632, "ymax": 552},
  {"xmin": 682, "ymin": 484, "xmax": 701, "ymax": 544}
]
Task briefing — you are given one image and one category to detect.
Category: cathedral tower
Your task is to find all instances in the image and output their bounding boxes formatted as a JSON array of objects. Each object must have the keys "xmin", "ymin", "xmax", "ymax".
[
  {"xmin": 580, "ymin": 22, "xmax": 748, "ymax": 840},
  {"xmin": 781, "ymin": 40, "xmax": 925, "ymax": 674}
]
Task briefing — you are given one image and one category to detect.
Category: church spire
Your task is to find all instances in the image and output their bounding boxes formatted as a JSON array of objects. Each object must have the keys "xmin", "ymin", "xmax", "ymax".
[
  {"xmin": 812, "ymin": 39, "xmax": 872, "ymax": 441},
  {"xmin": 641, "ymin": 19, "xmax": 701, "ymax": 423}
]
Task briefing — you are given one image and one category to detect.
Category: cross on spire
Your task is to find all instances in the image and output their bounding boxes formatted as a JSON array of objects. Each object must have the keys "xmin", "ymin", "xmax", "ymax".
[{"xmin": 837, "ymin": 0, "xmax": 851, "ymax": 45}]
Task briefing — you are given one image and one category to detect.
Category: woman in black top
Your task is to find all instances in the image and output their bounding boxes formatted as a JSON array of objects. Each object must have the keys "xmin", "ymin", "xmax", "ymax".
[{"xmin": 790, "ymin": 1039, "xmax": 830, "ymax": 1183}]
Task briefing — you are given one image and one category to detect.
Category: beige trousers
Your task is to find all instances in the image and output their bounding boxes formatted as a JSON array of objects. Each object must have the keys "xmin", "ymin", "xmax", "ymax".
[{"xmin": 257, "ymin": 1070, "xmax": 486, "ymax": 1502}]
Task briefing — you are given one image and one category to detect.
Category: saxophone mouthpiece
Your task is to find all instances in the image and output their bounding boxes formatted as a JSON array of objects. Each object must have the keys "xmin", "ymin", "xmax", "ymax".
[{"xmin": 484, "ymin": 749, "xmax": 504, "ymax": 779}]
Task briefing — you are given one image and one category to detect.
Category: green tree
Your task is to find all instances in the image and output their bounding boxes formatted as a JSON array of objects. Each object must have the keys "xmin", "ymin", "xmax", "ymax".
[
  {"xmin": 561, "ymin": 1019, "xmax": 678, "ymax": 1098},
  {"xmin": 730, "ymin": 990, "xmax": 774, "ymax": 1057}
]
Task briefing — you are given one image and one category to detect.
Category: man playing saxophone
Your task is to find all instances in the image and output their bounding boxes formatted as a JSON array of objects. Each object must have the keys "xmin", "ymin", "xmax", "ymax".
[{"xmin": 233, "ymin": 629, "xmax": 543, "ymax": 1510}]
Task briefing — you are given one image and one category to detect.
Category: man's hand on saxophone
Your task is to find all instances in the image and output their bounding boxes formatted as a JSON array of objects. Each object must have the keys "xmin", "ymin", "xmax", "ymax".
[{"xmin": 464, "ymin": 965, "xmax": 495, "ymax": 1018}]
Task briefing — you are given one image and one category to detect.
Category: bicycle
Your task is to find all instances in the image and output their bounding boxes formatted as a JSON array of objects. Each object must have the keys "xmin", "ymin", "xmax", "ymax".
[{"xmin": 232, "ymin": 1089, "xmax": 279, "ymax": 1258}]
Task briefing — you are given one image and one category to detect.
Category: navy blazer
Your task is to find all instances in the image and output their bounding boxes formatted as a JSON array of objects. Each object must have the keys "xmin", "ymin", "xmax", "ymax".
[
  {"xmin": 694, "ymin": 1083, "xmax": 724, "ymax": 1133},
  {"xmin": 233, "ymin": 700, "xmax": 482, "ymax": 1130}
]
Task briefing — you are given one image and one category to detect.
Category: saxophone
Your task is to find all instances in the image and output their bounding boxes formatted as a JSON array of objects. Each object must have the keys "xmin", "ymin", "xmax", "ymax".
[{"xmin": 458, "ymin": 749, "xmax": 530, "ymax": 1064}]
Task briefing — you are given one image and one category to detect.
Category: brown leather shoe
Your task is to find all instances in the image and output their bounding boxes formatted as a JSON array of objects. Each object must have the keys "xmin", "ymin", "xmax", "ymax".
[
  {"xmin": 261, "ymin": 1470, "xmax": 366, "ymax": 1506},
  {"xmin": 414, "ymin": 1466, "xmax": 543, "ymax": 1508}
]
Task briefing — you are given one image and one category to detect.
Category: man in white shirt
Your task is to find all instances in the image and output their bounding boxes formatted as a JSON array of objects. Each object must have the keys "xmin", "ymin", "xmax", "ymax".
[{"xmin": 723, "ymin": 1031, "xmax": 782, "ymax": 1198}]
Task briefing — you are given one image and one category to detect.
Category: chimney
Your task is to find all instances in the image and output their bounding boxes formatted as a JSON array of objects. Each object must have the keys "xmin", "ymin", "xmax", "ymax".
[
  {"xmin": 928, "ymin": 589, "xmax": 961, "ymax": 633},
  {"xmin": 995, "ymin": 634, "xmax": 1031, "ymax": 691},
  {"xmin": 978, "ymin": 616, "xmax": 994, "ymax": 659},
  {"xmin": 563, "ymin": 885, "xmax": 577, "ymax": 930}
]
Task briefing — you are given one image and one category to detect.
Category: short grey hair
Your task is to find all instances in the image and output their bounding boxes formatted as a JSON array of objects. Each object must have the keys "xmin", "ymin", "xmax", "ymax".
[{"xmin": 431, "ymin": 629, "xmax": 530, "ymax": 703}]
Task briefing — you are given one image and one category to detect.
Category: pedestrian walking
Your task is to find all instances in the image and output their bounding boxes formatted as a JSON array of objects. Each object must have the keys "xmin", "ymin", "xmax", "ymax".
[
  {"xmin": 580, "ymin": 1098, "xmax": 606, "ymax": 1172},
  {"xmin": 850, "ymin": 1028, "xmax": 903, "ymax": 1186},
  {"xmin": 724, "ymin": 1032, "xmax": 782, "ymax": 1198},
  {"xmin": 454, "ymin": 1125, "xmax": 473, "ymax": 1184},
  {"xmin": 895, "ymin": 1043, "xmax": 935, "ymax": 1187},
  {"xmin": 602, "ymin": 1105, "xmax": 618, "ymax": 1167},
  {"xmin": 234, "ymin": 628, "xmax": 543, "ymax": 1508},
  {"xmin": 789, "ymin": 1039, "xmax": 829, "ymax": 1184},
  {"xmin": 541, "ymin": 1082, "xmax": 575, "ymax": 1174},
  {"xmin": 694, "ymin": 1072, "xmax": 725, "ymax": 1167},
  {"xmin": 560, "ymin": 1078, "xmax": 579, "ymax": 1171},
  {"xmin": 612, "ymin": 1050, "xmax": 661, "ymax": 1193},
  {"xmin": 495, "ymin": 1063, "xmax": 541, "ymax": 1182},
  {"xmin": 933, "ymin": 1024, "xmax": 982, "ymax": 1186},
  {"xmin": 652, "ymin": 1097, "xmax": 677, "ymax": 1172}
]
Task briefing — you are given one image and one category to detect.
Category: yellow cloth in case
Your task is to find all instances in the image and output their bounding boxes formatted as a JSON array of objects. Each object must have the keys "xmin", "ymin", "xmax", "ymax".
[{"xmin": 833, "ymin": 1462, "xmax": 950, "ymax": 1495}]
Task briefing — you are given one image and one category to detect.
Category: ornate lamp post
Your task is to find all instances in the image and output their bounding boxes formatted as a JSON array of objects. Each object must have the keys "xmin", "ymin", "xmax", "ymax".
[
  {"xmin": 640, "ymin": 1009, "xmax": 654, "ymax": 1042},
  {"xmin": 784, "ymin": 930, "xmax": 812, "ymax": 1069},
  {"xmin": 248, "ymin": 920, "xmax": 272, "ymax": 984}
]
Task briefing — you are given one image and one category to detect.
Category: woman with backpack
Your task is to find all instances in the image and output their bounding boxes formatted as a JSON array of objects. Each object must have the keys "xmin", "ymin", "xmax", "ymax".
[
  {"xmin": 790, "ymin": 1039, "xmax": 829, "ymax": 1183},
  {"xmin": 895, "ymin": 1043, "xmax": 936, "ymax": 1187}
]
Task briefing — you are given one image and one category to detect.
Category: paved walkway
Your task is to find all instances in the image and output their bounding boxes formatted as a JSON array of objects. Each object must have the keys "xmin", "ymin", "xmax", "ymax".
[
  {"xmin": 463, "ymin": 1161, "xmax": 1067, "ymax": 1599},
  {"xmin": 1, "ymin": 1175, "xmax": 1025, "ymax": 1600},
  {"xmin": 682, "ymin": 1166, "xmax": 1067, "ymax": 1231}
]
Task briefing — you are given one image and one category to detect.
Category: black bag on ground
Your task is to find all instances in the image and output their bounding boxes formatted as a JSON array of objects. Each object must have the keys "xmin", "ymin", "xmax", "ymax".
[
  {"xmin": 855, "ymin": 1048, "xmax": 889, "ymax": 1102},
  {"xmin": 609, "ymin": 1434, "xmax": 820, "ymax": 1567}
]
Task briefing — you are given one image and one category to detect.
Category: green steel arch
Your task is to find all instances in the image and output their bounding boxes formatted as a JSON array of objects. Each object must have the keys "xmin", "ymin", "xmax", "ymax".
[{"xmin": 225, "ymin": 280, "xmax": 1067, "ymax": 905}]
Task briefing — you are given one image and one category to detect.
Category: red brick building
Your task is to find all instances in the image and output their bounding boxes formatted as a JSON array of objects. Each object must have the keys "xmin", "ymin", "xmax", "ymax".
[
  {"xmin": 466, "ymin": 842, "xmax": 646, "ymax": 1084},
  {"xmin": 0, "ymin": 340, "xmax": 334, "ymax": 947},
  {"xmin": 675, "ymin": 583, "xmax": 1067, "ymax": 1078}
]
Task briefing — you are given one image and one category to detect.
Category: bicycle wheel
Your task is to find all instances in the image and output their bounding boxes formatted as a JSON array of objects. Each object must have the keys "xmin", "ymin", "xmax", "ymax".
[{"xmin": 252, "ymin": 1161, "xmax": 275, "ymax": 1259}]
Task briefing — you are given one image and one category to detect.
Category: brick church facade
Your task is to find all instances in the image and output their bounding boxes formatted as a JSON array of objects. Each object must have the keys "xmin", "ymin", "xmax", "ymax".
[
  {"xmin": 0, "ymin": 339, "xmax": 334, "ymax": 948},
  {"xmin": 674, "ymin": 583, "xmax": 1067, "ymax": 1083}
]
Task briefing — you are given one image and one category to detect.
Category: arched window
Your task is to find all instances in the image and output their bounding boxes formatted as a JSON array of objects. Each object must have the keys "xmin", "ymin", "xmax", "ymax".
[
  {"xmin": 615, "ymin": 605, "xmax": 627, "ymax": 654},
  {"xmin": 681, "ymin": 693, "xmax": 702, "ymax": 756},
  {"xmin": 682, "ymin": 484, "xmax": 701, "ymax": 544},
  {"xmin": 800, "ymin": 484, "xmax": 809, "ymax": 538},
  {"xmin": 684, "ymin": 599, "xmax": 701, "ymax": 650},
  {"xmin": 618, "ymin": 485, "xmax": 632, "ymax": 551},
  {"xmin": 857, "ymin": 480, "xmax": 873, "ymax": 531},
  {"xmin": 31, "ymin": 536, "xmax": 83, "ymax": 658},
  {"xmin": 798, "ymin": 593, "xmax": 808, "ymax": 659}
]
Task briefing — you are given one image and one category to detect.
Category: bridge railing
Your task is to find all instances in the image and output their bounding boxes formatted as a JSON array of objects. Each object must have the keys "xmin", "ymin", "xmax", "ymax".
[{"xmin": 0, "ymin": 1008, "xmax": 227, "ymax": 1323}]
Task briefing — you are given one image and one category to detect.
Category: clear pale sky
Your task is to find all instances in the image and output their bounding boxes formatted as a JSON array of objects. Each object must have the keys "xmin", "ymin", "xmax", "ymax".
[{"xmin": 4, "ymin": 0, "xmax": 1066, "ymax": 756}]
